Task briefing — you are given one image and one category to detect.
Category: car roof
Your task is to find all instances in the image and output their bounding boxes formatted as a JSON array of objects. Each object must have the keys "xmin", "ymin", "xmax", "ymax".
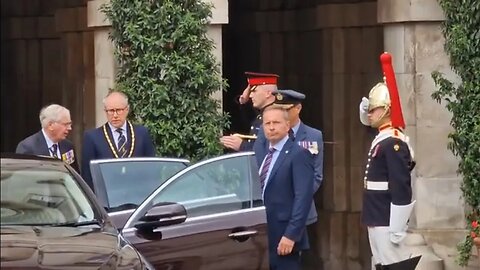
[{"xmin": 1, "ymin": 153, "xmax": 68, "ymax": 172}]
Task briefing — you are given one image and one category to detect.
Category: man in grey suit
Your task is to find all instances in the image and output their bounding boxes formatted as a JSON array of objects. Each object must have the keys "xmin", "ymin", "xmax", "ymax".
[{"xmin": 16, "ymin": 104, "xmax": 79, "ymax": 172}]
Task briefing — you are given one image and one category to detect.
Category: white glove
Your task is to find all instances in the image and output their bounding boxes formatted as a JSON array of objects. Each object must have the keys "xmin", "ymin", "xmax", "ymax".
[
  {"xmin": 359, "ymin": 97, "xmax": 370, "ymax": 126},
  {"xmin": 389, "ymin": 228, "xmax": 407, "ymax": 244},
  {"xmin": 389, "ymin": 202, "xmax": 415, "ymax": 244}
]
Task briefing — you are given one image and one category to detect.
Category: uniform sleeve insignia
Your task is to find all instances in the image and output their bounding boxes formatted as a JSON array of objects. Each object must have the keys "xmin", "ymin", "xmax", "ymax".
[
  {"xmin": 61, "ymin": 150, "xmax": 75, "ymax": 164},
  {"xmin": 394, "ymin": 144, "xmax": 400, "ymax": 151}
]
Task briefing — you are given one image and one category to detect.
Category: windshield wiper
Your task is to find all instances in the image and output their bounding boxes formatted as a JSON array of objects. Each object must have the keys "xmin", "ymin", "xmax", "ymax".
[{"xmin": 52, "ymin": 219, "xmax": 102, "ymax": 227}]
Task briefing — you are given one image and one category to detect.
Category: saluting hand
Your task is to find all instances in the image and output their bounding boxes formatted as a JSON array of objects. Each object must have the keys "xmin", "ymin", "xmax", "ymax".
[
  {"xmin": 277, "ymin": 236, "xmax": 295, "ymax": 256},
  {"xmin": 238, "ymin": 85, "xmax": 251, "ymax": 104}
]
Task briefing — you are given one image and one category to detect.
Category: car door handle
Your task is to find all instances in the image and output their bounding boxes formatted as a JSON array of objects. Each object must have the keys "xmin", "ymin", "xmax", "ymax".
[{"xmin": 228, "ymin": 230, "xmax": 258, "ymax": 239}]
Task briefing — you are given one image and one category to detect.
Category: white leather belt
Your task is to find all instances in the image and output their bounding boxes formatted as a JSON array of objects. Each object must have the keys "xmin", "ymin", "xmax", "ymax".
[{"xmin": 364, "ymin": 181, "xmax": 389, "ymax": 191}]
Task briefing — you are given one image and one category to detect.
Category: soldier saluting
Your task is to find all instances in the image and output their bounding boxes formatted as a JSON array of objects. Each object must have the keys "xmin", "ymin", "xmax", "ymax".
[
  {"xmin": 359, "ymin": 53, "xmax": 421, "ymax": 270},
  {"xmin": 220, "ymin": 72, "xmax": 279, "ymax": 151}
]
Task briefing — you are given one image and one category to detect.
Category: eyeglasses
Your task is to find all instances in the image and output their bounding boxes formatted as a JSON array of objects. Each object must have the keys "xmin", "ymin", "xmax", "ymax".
[
  {"xmin": 55, "ymin": 121, "xmax": 72, "ymax": 127},
  {"xmin": 105, "ymin": 107, "xmax": 127, "ymax": 115}
]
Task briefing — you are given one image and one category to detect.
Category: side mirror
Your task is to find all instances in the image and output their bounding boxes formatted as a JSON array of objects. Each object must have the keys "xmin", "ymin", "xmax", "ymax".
[{"xmin": 134, "ymin": 202, "xmax": 187, "ymax": 232}]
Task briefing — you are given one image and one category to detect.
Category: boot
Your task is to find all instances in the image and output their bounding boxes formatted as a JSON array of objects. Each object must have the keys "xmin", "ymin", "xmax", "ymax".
[{"xmin": 383, "ymin": 255, "xmax": 421, "ymax": 270}]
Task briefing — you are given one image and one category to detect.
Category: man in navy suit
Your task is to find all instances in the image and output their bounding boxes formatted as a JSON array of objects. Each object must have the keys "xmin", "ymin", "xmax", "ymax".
[
  {"xmin": 81, "ymin": 91, "xmax": 156, "ymax": 190},
  {"xmin": 255, "ymin": 90, "xmax": 324, "ymax": 223},
  {"xmin": 16, "ymin": 104, "xmax": 79, "ymax": 172},
  {"xmin": 254, "ymin": 89, "xmax": 324, "ymax": 268},
  {"xmin": 260, "ymin": 105, "xmax": 314, "ymax": 270}
]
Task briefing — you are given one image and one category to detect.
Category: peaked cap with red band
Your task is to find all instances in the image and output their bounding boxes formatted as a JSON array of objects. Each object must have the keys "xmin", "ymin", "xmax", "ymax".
[
  {"xmin": 380, "ymin": 52, "xmax": 405, "ymax": 129},
  {"xmin": 245, "ymin": 72, "xmax": 279, "ymax": 86}
]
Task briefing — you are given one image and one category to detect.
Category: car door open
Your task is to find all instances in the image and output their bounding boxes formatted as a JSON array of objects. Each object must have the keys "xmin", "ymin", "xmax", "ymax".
[
  {"xmin": 89, "ymin": 157, "xmax": 189, "ymax": 229},
  {"xmin": 121, "ymin": 152, "xmax": 269, "ymax": 270}
]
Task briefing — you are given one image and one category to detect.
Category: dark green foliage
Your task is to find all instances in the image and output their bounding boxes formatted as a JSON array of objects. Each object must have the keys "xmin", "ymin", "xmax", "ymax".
[
  {"xmin": 432, "ymin": 0, "xmax": 480, "ymax": 265},
  {"xmin": 102, "ymin": 0, "xmax": 229, "ymax": 161}
]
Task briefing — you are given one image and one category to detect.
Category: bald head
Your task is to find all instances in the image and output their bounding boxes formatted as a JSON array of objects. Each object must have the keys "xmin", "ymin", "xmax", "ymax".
[{"xmin": 103, "ymin": 91, "xmax": 130, "ymax": 128}]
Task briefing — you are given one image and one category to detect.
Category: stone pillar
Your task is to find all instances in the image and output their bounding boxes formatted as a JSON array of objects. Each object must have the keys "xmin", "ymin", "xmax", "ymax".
[
  {"xmin": 87, "ymin": 0, "xmax": 228, "ymax": 126},
  {"xmin": 378, "ymin": 1, "xmax": 474, "ymax": 269},
  {"xmin": 87, "ymin": 0, "xmax": 115, "ymax": 127}
]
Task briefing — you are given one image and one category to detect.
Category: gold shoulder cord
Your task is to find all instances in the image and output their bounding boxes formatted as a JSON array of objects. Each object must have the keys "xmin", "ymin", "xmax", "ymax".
[{"xmin": 102, "ymin": 121, "xmax": 136, "ymax": 158}]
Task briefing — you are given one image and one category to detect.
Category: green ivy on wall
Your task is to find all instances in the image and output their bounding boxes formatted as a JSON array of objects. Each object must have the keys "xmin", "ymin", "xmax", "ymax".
[
  {"xmin": 432, "ymin": 0, "xmax": 480, "ymax": 266},
  {"xmin": 102, "ymin": 0, "xmax": 229, "ymax": 161}
]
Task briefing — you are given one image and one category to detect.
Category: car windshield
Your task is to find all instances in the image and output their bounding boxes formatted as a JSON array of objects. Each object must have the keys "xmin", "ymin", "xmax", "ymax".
[
  {"xmin": 97, "ymin": 160, "xmax": 188, "ymax": 212},
  {"xmin": 1, "ymin": 164, "xmax": 96, "ymax": 226}
]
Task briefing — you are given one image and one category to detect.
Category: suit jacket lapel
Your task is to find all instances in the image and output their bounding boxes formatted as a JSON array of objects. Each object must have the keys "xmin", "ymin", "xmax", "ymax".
[
  {"xmin": 266, "ymin": 139, "xmax": 294, "ymax": 187},
  {"xmin": 35, "ymin": 131, "xmax": 50, "ymax": 156}
]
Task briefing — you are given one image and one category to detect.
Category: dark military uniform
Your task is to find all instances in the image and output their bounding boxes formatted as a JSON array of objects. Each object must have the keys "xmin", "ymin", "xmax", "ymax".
[
  {"xmin": 362, "ymin": 124, "xmax": 417, "ymax": 269},
  {"xmin": 362, "ymin": 125, "xmax": 414, "ymax": 226},
  {"xmin": 239, "ymin": 113, "xmax": 263, "ymax": 151}
]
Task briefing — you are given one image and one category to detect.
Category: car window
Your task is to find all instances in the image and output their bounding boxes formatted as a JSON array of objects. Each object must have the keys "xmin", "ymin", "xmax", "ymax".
[
  {"xmin": 97, "ymin": 161, "xmax": 188, "ymax": 212},
  {"xmin": 152, "ymin": 155, "xmax": 252, "ymax": 218},
  {"xmin": 0, "ymin": 168, "xmax": 95, "ymax": 225}
]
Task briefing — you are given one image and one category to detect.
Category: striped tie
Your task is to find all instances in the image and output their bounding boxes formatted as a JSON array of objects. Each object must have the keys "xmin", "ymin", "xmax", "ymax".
[
  {"xmin": 116, "ymin": 128, "xmax": 127, "ymax": 158},
  {"xmin": 259, "ymin": 147, "xmax": 276, "ymax": 190},
  {"xmin": 50, "ymin": 144, "xmax": 59, "ymax": 159}
]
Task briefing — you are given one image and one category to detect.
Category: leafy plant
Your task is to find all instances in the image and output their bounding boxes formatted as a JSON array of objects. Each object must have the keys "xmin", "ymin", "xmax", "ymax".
[
  {"xmin": 102, "ymin": 0, "xmax": 229, "ymax": 161},
  {"xmin": 432, "ymin": 0, "xmax": 480, "ymax": 266}
]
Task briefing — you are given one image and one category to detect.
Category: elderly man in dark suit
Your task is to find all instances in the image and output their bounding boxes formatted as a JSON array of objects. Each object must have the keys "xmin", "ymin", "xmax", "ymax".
[
  {"xmin": 16, "ymin": 104, "xmax": 79, "ymax": 171},
  {"xmin": 259, "ymin": 105, "xmax": 314, "ymax": 270},
  {"xmin": 81, "ymin": 91, "xmax": 156, "ymax": 191}
]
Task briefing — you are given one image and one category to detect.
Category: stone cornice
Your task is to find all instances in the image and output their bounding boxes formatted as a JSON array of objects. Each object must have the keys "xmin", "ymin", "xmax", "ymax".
[
  {"xmin": 377, "ymin": 0, "xmax": 444, "ymax": 24},
  {"xmin": 87, "ymin": 0, "xmax": 228, "ymax": 29}
]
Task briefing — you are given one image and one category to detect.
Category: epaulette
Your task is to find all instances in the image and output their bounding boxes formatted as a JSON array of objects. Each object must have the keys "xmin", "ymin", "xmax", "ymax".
[{"xmin": 391, "ymin": 128, "xmax": 406, "ymax": 140}]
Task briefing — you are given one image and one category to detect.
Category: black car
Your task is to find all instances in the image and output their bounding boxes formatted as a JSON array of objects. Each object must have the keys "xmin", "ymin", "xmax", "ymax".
[{"xmin": 0, "ymin": 153, "xmax": 153, "ymax": 270}]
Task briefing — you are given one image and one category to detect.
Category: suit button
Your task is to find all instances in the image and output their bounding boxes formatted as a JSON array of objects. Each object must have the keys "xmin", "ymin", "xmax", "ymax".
[{"xmin": 366, "ymin": 164, "xmax": 370, "ymax": 168}]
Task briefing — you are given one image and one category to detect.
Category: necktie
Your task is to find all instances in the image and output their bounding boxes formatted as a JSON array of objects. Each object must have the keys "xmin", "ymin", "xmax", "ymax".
[
  {"xmin": 116, "ymin": 128, "xmax": 127, "ymax": 158},
  {"xmin": 50, "ymin": 144, "xmax": 59, "ymax": 159},
  {"xmin": 288, "ymin": 129, "xmax": 295, "ymax": 141},
  {"xmin": 259, "ymin": 148, "xmax": 276, "ymax": 190}
]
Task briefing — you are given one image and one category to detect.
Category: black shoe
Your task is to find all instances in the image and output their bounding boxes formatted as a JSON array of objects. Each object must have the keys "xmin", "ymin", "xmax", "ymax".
[{"xmin": 382, "ymin": 256, "xmax": 421, "ymax": 270}]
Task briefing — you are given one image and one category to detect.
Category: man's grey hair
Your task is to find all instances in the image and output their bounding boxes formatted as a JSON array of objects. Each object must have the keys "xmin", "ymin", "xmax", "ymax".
[
  {"xmin": 102, "ymin": 91, "xmax": 129, "ymax": 107},
  {"xmin": 39, "ymin": 104, "xmax": 70, "ymax": 128},
  {"xmin": 258, "ymin": 84, "xmax": 278, "ymax": 93}
]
